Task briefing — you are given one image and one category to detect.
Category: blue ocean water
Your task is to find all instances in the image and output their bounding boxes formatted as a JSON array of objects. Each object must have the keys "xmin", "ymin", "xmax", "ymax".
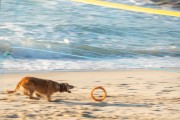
[{"xmin": 0, "ymin": 0, "xmax": 180, "ymax": 72}]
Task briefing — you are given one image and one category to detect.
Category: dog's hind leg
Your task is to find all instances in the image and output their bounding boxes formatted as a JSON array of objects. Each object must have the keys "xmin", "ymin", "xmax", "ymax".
[
  {"xmin": 29, "ymin": 90, "xmax": 34, "ymax": 99},
  {"xmin": 23, "ymin": 90, "xmax": 29, "ymax": 96},
  {"xmin": 21, "ymin": 87, "xmax": 30, "ymax": 96},
  {"xmin": 29, "ymin": 90, "xmax": 39, "ymax": 100},
  {"xmin": 35, "ymin": 93, "xmax": 41, "ymax": 99},
  {"xmin": 23, "ymin": 84, "xmax": 39, "ymax": 100}
]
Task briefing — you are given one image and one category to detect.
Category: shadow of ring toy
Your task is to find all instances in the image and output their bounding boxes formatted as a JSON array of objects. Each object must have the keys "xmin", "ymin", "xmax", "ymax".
[{"xmin": 91, "ymin": 86, "xmax": 107, "ymax": 101}]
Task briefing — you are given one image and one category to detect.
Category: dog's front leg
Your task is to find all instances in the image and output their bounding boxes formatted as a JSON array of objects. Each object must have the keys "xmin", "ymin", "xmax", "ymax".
[{"xmin": 46, "ymin": 95, "xmax": 51, "ymax": 102}]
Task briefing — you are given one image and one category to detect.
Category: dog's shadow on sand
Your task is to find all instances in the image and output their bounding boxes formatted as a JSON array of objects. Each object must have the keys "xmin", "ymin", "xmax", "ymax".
[{"xmin": 53, "ymin": 99, "xmax": 150, "ymax": 108}]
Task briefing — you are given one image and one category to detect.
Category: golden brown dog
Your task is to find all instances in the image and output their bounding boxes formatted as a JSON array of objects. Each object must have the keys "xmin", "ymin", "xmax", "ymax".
[{"xmin": 7, "ymin": 77, "xmax": 74, "ymax": 102}]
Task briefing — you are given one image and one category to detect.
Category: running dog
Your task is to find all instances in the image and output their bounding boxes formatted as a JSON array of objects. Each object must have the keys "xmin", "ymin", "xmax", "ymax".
[{"xmin": 7, "ymin": 77, "xmax": 74, "ymax": 102}]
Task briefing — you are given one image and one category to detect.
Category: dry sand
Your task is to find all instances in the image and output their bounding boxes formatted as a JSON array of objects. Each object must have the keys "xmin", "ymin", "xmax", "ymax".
[{"xmin": 0, "ymin": 69, "xmax": 180, "ymax": 120}]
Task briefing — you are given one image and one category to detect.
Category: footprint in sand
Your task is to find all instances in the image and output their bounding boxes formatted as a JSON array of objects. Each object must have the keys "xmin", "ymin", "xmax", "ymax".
[{"xmin": 127, "ymin": 77, "xmax": 133, "ymax": 79}]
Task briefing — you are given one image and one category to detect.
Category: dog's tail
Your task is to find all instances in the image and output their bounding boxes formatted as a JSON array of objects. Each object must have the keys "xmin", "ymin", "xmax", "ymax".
[{"xmin": 6, "ymin": 80, "xmax": 22, "ymax": 94}]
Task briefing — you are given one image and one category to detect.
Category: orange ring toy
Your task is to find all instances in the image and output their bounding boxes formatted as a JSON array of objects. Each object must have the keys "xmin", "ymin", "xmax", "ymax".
[{"xmin": 91, "ymin": 86, "xmax": 107, "ymax": 101}]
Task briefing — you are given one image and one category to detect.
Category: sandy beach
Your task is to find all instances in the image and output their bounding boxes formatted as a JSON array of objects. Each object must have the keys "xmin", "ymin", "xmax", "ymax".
[{"xmin": 0, "ymin": 69, "xmax": 180, "ymax": 120}]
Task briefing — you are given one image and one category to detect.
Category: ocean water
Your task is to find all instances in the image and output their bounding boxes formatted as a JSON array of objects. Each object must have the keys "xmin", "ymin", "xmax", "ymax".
[{"xmin": 0, "ymin": 0, "xmax": 180, "ymax": 72}]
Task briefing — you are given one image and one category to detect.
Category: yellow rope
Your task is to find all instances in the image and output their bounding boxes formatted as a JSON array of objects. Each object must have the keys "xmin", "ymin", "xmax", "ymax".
[{"xmin": 72, "ymin": 0, "xmax": 180, "ymax": 17}]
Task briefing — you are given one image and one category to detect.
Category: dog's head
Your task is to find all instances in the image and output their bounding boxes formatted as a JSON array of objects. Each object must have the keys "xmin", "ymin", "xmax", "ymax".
[{"xmin": 59, "ymin": 83, "xmax": 74, "ymax": 93}]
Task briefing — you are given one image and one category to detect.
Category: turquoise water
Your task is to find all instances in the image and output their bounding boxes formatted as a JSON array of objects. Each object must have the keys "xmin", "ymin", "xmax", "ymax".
[{"xmin": 0, "ymin": 0, "xmax": 180, "ymax": 71}]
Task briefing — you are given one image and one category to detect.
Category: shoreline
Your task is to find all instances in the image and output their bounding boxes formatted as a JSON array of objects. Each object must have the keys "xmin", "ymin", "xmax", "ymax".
[{"xmin": 1, "ymin": 67, "xmax": 180, "ymax": 74}]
